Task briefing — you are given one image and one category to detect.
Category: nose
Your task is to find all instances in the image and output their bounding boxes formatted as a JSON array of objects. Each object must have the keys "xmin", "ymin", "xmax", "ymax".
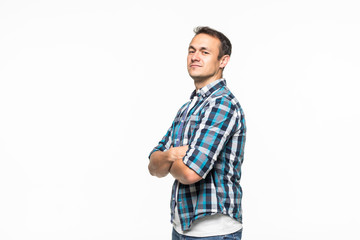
[{"xmin": 191, "ymin": 51, "xmax": 200, "ymax": 61}]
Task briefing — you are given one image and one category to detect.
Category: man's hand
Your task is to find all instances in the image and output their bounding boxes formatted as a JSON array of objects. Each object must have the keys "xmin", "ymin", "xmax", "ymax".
[
  {"xmin": 148, "ymin": 145, "xmax": 189, "ymax": 178},
  {"xmin": 167, "ymin": 145, "xmax": 189, "ymax": 162}
]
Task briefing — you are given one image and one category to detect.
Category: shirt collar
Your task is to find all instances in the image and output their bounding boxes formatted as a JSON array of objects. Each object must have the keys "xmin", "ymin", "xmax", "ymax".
[{"xmin": 190, "ymin": 79, "xmax": 227, "ymax": 100}]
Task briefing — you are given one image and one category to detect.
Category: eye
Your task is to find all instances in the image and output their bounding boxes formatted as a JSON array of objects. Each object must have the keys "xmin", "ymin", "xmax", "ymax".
[
  {"xmin": 203, "ymin": 51, "xmax": 209, "ymax": 55},
  {"xmin": 188, "ymin": 50, "xmax": 195, "ymax": 54}
]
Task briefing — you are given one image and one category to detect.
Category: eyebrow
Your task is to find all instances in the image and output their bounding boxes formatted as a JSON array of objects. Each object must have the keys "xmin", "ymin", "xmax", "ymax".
[{"xmin": 188, "ymin": 45, "xmax": 210, "ymax": 51}]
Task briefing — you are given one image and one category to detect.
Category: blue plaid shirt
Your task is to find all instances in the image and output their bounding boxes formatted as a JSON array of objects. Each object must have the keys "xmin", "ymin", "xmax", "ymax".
[{"xmin": 150, "ymin": 79, "xmax": 246, "ymax": 231}]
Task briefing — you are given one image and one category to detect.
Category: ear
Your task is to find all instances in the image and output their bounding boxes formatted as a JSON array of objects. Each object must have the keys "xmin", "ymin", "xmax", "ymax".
[{"xmin": 219, "ymin": 55, "xmax": 230, "ymax": 69}]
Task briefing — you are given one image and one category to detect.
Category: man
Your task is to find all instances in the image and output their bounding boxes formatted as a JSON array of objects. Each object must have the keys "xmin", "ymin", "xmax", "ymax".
[{"xmin": 148, "ymin": 26, "xmax": 246, "ymax": 240}]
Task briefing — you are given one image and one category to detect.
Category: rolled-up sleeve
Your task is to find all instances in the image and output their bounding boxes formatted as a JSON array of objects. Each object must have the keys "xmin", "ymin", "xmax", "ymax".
[{"xmin": 148, "ymin": 123, "xmax": 174, "ymax": 159}]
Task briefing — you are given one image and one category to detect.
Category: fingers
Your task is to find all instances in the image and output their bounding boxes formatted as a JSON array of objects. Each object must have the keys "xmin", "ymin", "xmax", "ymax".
[
  {"xmin": 168, "ymin": 145, "xmax": 189, "ymax": 161},
  {"xmin": 174, "ymin": 145, "xmax": 189, "ymax": 158},
  {"xmin": 179, "ymin": 145, "xmax": 189, "ymax": 154}
]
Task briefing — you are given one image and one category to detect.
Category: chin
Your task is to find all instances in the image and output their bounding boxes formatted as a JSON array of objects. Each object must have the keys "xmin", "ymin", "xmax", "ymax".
[{"xmin": 189, "ymin": 71, "xmax": 203, "ymax": 78}]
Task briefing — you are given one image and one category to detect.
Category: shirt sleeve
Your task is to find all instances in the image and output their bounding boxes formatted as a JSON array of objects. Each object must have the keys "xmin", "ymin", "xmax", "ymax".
[
  {"xmin": 148, "ymin": 105, "xmax": 185, "ymax": 159},
  {"xmin": 183, "ymin": 96, "xmax": 239, "ymax": 178},
  {"xmin": 148, "ymin": 123, "xmax": 174, "ymax": 159}
]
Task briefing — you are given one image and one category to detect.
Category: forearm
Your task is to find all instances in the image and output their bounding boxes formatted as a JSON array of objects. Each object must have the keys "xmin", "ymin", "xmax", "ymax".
[
  {"xmin": 170, "ymin": 159, "xmax": 202, "ymax": 185},
  {"xmin": 148, "ymin": 145, "xmax": 190, "ymax": 178},
  {"xmin": 148, "ymin": 151, "xmax": 173, "ymax": 178}
]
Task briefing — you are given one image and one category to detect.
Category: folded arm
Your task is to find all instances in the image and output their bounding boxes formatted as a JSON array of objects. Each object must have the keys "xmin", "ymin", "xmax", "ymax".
[
  {"xmin": 169, "ymin": 157, "xmax": 202, "ymax": 185},
  {"xmin": 148, "ymin": 146, "xmax": 189, "ymax": 178}
]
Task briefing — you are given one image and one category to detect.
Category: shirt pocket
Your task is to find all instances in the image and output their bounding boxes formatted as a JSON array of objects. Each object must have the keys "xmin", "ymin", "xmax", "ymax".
[{"xmin": 188, "ymin": 115, "xmax": 201, "ymax": 136}]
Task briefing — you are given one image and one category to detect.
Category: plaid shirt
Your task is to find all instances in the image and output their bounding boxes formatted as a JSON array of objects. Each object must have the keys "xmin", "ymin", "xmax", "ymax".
[{"xmin": 150, "ymin": 79, "xmax": 246, "ymax": 231}]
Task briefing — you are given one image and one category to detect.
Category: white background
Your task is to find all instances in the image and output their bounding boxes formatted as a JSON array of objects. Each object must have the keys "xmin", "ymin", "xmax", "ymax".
[{"xmin": 1, "ymin": 0, "xmax": 359, "ymax": 239}]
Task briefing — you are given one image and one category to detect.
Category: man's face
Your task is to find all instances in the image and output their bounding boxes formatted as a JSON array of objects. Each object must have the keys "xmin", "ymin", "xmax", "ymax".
[{"xmin": 187, "ymin": 33, "xmax": 224, "ymax": 83}]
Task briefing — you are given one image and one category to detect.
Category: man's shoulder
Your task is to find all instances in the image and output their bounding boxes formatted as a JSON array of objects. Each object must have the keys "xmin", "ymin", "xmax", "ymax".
[{"xmin": 208, "ymin": 86, "xmax": 241, "ymax": 109}]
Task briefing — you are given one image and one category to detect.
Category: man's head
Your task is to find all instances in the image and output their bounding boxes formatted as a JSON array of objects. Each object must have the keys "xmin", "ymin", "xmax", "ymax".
[
  {"xmin": 193, "ymin": 26, "xmax": 232, "ymax": 60},
  {"xmin": 187, "ymin": 26, "xmax": 232, "ymax": 89}
]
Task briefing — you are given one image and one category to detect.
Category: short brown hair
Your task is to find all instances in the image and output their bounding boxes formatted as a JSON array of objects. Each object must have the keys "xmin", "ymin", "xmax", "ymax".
[{"xmin": 193, "ymin": 26, "xmax": 232, "ymax": 60}]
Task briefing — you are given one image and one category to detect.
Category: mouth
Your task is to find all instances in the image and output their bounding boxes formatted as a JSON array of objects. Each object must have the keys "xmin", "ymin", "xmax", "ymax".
[{"xmin": 189, "ymin": 64, "xmax": 201, "ymax": 68}]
